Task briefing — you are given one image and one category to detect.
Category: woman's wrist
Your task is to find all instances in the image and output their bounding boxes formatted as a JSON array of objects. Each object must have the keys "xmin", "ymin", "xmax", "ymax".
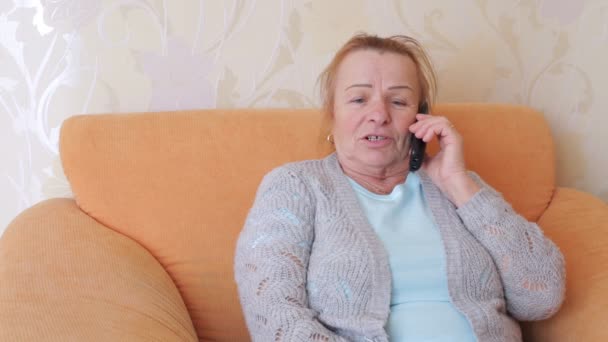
[{"xmin": 441, "ymin": 172, "xmax": 481, "ymax": 208}]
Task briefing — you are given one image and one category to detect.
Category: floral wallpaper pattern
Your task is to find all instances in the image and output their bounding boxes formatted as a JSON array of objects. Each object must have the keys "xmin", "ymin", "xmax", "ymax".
[{"xmin": 1, "ymin": 0, "xmax": 607, "ymax": 234}]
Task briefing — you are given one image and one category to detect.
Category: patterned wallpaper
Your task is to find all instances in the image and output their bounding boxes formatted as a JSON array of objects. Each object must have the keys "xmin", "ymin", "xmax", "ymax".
[{"xmin": 1, "ymin": 0, "xmax": 607, "ymax": 234}]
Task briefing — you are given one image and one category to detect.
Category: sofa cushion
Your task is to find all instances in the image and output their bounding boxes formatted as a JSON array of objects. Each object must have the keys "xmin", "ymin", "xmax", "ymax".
[
  {"xmin": 0, "ymin": 199, "xmax": 197, "ymax": 342},
  {"xmin": 61, "ymin": 109, "xmax": 332, "ymax": 340},
  {"xmin": 522, "ymin": 187, "xmax": 608, "ymax": 342}
]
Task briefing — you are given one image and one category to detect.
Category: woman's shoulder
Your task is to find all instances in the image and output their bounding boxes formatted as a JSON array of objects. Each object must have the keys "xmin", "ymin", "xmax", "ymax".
[
  {"xmin": 265, "ymin": 154, "xmax": 336, "ymax": 179},
  {"xmin": 260, "ymin": 154, "xmax": 340, "ymax": 191}
]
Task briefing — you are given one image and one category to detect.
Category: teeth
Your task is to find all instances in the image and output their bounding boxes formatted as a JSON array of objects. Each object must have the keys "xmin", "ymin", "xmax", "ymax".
[{"xmin": 367, "ymin": 136, "xmax": 386, "ymax": 141}]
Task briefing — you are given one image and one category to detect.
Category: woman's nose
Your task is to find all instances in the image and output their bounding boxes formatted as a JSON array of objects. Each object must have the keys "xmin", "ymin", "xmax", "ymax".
[{"xmin": 368, "ymin": 100, "xmax": 391, "ymax": 124}]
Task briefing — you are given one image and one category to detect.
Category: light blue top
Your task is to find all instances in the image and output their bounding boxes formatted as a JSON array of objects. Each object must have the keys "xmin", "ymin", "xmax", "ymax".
[{"xmin": 348, "ymin": 172, "xmax": 477, "ymax": 341}]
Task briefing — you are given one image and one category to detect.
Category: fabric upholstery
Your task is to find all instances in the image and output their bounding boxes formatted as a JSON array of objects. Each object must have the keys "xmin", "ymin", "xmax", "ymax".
[
  {"xmin": 0, "ymin": 198, "xmax": 197, "ymax": 341},
  {"xmin": 56, "ymin": 103, "xmax": 557, "ymax": 341},
  {"xmin": 521, "ymin": 187, "xmax": 608, "ymax": 342},
  {"xmin": 60, "ymin": 109, "xmax": 334, "ymax": 340}
]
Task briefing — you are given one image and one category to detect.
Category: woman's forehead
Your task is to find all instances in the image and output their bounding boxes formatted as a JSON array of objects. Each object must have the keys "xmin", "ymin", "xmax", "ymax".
[{"xmin": 335, "ymin": 50, "xmax": 419, "ymax": 90}]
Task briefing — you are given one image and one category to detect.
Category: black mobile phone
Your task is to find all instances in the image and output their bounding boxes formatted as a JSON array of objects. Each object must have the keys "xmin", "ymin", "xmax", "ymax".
[{"xmin": 409, "ymin": 102, "xmax": 428, "ymax": 171}]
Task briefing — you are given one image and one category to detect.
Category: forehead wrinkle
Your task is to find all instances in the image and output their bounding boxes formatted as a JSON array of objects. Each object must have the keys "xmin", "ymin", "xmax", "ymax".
[{"xmin": 388, "ymin": 85, "xmax": 413, "ymax": 91}]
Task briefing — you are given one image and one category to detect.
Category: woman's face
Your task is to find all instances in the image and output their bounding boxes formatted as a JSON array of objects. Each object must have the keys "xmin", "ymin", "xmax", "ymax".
[{"xmin": 332, "ymin": 49, "xmax": 421, "ymax": 175}]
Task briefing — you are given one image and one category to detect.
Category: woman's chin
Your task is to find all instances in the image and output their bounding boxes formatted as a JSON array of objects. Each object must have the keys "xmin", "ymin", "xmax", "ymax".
[{"xmin": 358, "ymin": 155, "xmax": 406, "ymax": 171}]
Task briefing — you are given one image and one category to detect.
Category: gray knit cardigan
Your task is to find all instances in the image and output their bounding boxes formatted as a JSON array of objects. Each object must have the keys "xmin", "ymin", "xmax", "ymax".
[{"xmin": 234, "ymin": 153, "xmax": 565, "ymax": 342}]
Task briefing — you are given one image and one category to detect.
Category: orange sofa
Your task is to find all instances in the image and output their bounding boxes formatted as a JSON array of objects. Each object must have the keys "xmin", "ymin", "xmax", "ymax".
[{"xmin": 1, "ymin": 104, "xmax": 606, "ymax": 341}]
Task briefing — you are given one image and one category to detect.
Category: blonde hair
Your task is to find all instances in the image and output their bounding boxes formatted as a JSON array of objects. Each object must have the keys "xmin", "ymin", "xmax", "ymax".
[{"xmin": 317, "ymin": 33, "xmax": 438, "ymax": 117}]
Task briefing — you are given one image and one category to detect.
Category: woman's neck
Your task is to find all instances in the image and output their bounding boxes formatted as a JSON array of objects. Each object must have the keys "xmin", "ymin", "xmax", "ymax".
[{"xmin": 341, "ymin": 163, "xmax": 409, "ymax": 195}]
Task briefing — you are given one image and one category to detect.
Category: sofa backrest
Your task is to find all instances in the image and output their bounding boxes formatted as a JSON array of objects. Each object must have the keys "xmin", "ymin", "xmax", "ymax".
[{"xmin": 59, "ymin": 103, "xmax": 555, "ymax": 340}]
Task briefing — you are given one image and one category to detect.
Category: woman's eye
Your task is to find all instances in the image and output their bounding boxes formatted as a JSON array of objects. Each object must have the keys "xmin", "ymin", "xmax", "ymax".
[
  {"xmin": 351, "ymin": 98, "xmax": 365, "ymax": 104},
  {"xmin": 392, "ymin": 100, "xmax": 407, "ymax": 106}
]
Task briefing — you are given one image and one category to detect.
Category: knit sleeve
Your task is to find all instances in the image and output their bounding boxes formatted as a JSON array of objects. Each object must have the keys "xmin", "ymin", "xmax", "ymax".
[
  {"xmin": 455, "ymin": 172, "xmax": 566, "ymax": 321},
  {"xmin": 234, "ymin": 166, "xmax": 348, "ymax": 342}
]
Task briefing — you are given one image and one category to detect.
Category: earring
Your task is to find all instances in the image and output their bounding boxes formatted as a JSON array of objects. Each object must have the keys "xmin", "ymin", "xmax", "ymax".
[{"xmin": 326, "ymin": 134, "xmax": 334, "ymax": 144}]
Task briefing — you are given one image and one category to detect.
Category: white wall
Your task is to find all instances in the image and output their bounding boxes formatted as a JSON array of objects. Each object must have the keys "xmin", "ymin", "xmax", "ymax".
[{"xmin": 2, "ymin": 0, "xmax": 607, "ymax": 234}]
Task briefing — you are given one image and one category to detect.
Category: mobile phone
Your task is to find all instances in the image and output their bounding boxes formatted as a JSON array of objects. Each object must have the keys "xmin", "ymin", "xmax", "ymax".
[{"xmin": 409, "ymin": 101, "xmax": 428, "ymax": 171}]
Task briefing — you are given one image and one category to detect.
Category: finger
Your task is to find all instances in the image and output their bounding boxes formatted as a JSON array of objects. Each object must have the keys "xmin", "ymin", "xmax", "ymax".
[
  {"xmin": 419, "ymin": 121, "xmax": 461, "ymax": 145},
  {"xmin": 420, "ymin": 128, "xmax": 433, "ymax": 142},
  {"xmin": 422, "ymin": 121, "xmax": 449, "ymax": 141},
  {"xmin": 410, "ymin": 114, "xmax": 440, "ymax": 133},
  {"xmin": 411, "ymin": 119, "xmax": 432, "ymax": 138},
  {"xmin": 415, "ymin": 115, "xmax": 449, "ymax": 129},
  {"xmin": 413, "ymin": 116, "xmax": 453, "ymax": 139},
  {"xmin": 409, "ymin": 114, "xmax": 432, "ymax": 132},
  {"xmin": 416, "ymin": 113, "xmax": 433, "ymax": 120},
  {"xmin": 425, "ymin": 117, "xmax": 456, "ymax": 134},
  {"xmin": 412, "ymin": 123, "xmax": 437, "ymax": 142}
]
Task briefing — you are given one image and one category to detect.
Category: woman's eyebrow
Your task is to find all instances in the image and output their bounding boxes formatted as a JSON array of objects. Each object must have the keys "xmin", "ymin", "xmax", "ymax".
[
  {"xmin": 344, "ymin": 84, "xmax": 413, "ymax": 91},
  {"xmin": 345, "ymin": 84, "xmax": 372, "ymax": 91}
]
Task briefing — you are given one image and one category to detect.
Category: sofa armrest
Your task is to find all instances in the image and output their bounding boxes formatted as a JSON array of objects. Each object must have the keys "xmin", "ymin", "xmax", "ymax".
[
  {"xmin": 0, "ymin": 198, "xmax": 197, "ymax": 342},
  {"xmin": 521, "ymin": 187, "xmax": 608, "ymax": 342}
]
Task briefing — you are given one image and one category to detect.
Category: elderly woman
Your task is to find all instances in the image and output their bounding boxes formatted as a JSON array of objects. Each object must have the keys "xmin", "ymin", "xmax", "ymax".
[{"xmin": 234, "ymin": 33, "xmax": 565, "ymax": 341}]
